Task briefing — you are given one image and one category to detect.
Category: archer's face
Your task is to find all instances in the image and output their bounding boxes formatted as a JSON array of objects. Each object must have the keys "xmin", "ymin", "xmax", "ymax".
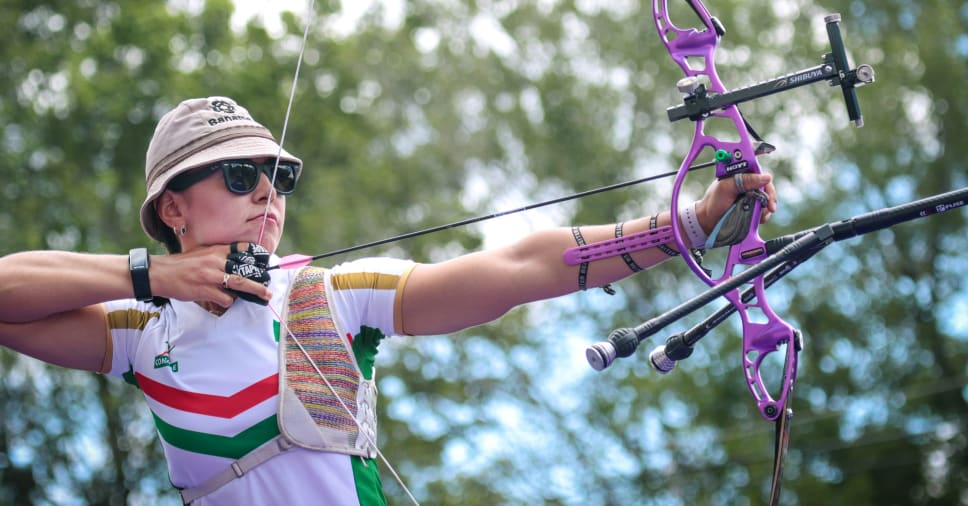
[{"xmin": 165, "ymin": 161, "xmax": 287, "ymax": 254}]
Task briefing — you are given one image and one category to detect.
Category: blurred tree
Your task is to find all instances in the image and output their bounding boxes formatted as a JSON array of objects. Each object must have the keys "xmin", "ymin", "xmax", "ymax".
[{"xmin": 0, "ymin": 0, "xmax": 965, "ymax": 505}]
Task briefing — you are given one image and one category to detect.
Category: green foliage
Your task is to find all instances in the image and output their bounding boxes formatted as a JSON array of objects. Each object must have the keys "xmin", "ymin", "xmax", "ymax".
[{"xmin": 0, "ymin": 0, "xmax": 966, "ymax": 505}]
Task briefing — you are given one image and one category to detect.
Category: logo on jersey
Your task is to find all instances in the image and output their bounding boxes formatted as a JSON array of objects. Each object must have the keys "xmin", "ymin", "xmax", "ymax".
[{"xmin": 153, "ymin": 340, "xmax": 179, "ymax": 372}]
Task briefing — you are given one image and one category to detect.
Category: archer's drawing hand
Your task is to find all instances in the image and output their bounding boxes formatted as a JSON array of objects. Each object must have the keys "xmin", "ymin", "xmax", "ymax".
[{"xmin": 151, "ymin": 243, "xmax": 273, "ymax": 308}]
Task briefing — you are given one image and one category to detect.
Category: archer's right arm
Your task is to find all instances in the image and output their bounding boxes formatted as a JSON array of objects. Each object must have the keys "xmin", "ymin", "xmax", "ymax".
[
  {"xmin": 0, "ymin": 248, "xmax": 269, "ymax": 372},
  {"xmin": 0, "ymin": 251, "xmax": 142, "ymax": 372},
  {"xmin": 0, "ymin": 251, "xmax": 136, "ymax": 323}
]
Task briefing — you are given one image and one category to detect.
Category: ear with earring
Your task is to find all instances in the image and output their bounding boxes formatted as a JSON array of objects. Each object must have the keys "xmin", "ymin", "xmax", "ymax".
[{"xmin": 175, "ymin": 225, "xmax": 187, "ymax": 236}]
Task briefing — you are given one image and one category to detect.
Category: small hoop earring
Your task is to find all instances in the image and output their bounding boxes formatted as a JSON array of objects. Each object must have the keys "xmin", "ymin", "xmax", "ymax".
[{"xmin": 177, "ymin": 225, "xmax": 187, "ymax": 236}]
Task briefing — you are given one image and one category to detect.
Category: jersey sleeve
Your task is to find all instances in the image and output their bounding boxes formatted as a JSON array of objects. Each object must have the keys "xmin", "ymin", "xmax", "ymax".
[
  {"xmin": 325, "ymin": 257, "xmax": 416, "ymax": 337},
  {"xmin": 100, "ymin": 298, "xmax": 163, "ymax": 380}
]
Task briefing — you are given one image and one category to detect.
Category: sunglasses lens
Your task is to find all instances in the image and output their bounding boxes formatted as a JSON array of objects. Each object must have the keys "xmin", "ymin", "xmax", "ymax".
[
  {"xmin": 224, "ymin": 162, "xmax": 259, "ymax": 194},
  {"xmin": 216, "ymin": 160, "xmax": 300, "ymax": 195},
  {"xmin": 273, "ymin": 163, "xmax": 299, "ymax": 194}
]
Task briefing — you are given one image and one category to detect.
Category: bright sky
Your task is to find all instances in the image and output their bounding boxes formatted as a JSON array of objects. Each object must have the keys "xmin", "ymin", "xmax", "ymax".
[
  {"xmin": 229, "ymin": 0, "xmax": 308, "ymax": 35},
  {"xmin": 230, "ymin": 0, "xmax": 399, "ymax": 37}
]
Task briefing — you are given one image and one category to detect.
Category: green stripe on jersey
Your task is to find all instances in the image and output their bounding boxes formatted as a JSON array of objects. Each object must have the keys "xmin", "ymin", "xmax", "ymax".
[
  {"xmin": 351, "ymin": 326, "xmax": 386, "ymax": 381},
  {"xmin": 151, "ymin": 412, "xmax": 279, "ymax": 459},
  {"xmin": 352, "ymin": 456, "xmax": 388, "ymax": 506}
]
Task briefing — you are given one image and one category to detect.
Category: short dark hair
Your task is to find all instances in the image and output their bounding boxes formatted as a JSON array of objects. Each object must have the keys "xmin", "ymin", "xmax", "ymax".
[{"xmin": 157, "ymin": 224, "xmax": 182, "ymax": 254}]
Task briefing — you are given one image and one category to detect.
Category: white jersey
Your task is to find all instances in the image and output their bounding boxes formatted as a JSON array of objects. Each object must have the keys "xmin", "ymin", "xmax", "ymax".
[{"xmin": 102, "ymin": 256, "xmax": 415, "ymax": 505}]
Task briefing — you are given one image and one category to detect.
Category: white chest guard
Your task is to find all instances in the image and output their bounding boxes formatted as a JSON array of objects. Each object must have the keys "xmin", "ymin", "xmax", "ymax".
[
  {"xmin": 278, "ymin": 266, "xmax": 378, "ymax": 458},
  {"xmin": 180, "ymin": 266, "xmax": 378, "ymax": 504}
]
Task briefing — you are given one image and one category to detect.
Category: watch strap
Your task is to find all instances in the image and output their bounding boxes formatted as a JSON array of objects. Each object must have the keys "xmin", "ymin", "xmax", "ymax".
[{"xmin": 128, "ymin": 248, "xmax": 153, "ymax": 302}]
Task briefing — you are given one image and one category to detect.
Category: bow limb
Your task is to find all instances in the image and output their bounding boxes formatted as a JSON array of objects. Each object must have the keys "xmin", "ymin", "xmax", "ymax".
[
  {"xmin": 653, "ymin": 0, "xmax": 799, "ymax": 423},
  {"xmin": 654, "ymin": 2, "xmax": 800, "ymax": 504},
  {"xmin": 586, "ymin": 3, "xmax": 872, "ymax": 504}
]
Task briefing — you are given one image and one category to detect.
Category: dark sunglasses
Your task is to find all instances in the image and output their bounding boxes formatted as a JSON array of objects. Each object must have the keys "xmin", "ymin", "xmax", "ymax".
[{"xmin": 167, "ymin": 159, "xmax": 301, "ymax": 195}]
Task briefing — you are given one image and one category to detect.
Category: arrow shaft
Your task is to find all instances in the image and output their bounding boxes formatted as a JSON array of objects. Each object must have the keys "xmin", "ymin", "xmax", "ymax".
[{"xmin": 268, "ymin": 162, "xmax": 714, "ymax": 269}]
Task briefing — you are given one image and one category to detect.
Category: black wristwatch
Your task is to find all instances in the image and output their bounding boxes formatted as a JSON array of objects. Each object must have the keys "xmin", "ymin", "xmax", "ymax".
[{"xmin": 128, "ymin": 248, "xmax": 153, "ymax": 302}]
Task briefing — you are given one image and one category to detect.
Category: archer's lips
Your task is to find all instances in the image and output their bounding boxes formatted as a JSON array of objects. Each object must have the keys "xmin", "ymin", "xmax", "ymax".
[
  {"xmin": 248, "ymin": 213, "xmax": 280, "ymax": 226},
  {"xmin": 248, "ymin": 213, "xmax": 280, "ymax": 229}
]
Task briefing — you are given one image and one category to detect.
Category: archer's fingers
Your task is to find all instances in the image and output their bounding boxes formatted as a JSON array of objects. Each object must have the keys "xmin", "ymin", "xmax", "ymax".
[
  {"xmin": 755, "ymin": 175, "xmax": 778, "ymax": 223},
  {"xmin": 738, "ymin": 173, "xmax": 772, "ymax": 193},
  {"xmin": 763, "ymin": 179, "xmax": 777, "ymax": 213},
  {"xmin": 225, "ymin": 273, "xmax": 271, "ymax": 297},
  {"xmin": 739, "ymin": 173, "xmax": 777, "ymax": 211}
]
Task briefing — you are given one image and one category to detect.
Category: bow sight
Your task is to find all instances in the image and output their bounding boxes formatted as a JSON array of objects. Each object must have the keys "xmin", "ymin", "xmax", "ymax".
[{"xmin": 669, "ymin": 14, "xmax": 875, "ymax": 127}]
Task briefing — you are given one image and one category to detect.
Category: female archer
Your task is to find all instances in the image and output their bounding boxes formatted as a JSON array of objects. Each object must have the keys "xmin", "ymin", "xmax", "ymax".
[{"xmin": 0, "ymin": 96, "xmax": 776, "ymax": 505}]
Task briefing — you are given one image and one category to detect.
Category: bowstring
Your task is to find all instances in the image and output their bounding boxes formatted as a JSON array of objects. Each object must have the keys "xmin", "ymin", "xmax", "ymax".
[
  {"xmin": 257, "ymin": 0, "xmax": 312, "ymax": 246},
  {"xmin": 257, "ymin": 2, "xmax": 420, "ymax": 504}
]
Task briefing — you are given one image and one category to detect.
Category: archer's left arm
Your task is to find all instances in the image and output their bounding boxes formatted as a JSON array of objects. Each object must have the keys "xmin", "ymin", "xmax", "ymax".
[{"xmin": 398, "ymin": 173, "xmax": 775, "ymax": 336}]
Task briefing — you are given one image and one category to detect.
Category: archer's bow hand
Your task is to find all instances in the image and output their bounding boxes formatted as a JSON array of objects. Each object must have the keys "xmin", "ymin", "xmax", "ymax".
[{"xmin": 695, "ymin": 173, "xmax": 777, "ymax": 236}]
